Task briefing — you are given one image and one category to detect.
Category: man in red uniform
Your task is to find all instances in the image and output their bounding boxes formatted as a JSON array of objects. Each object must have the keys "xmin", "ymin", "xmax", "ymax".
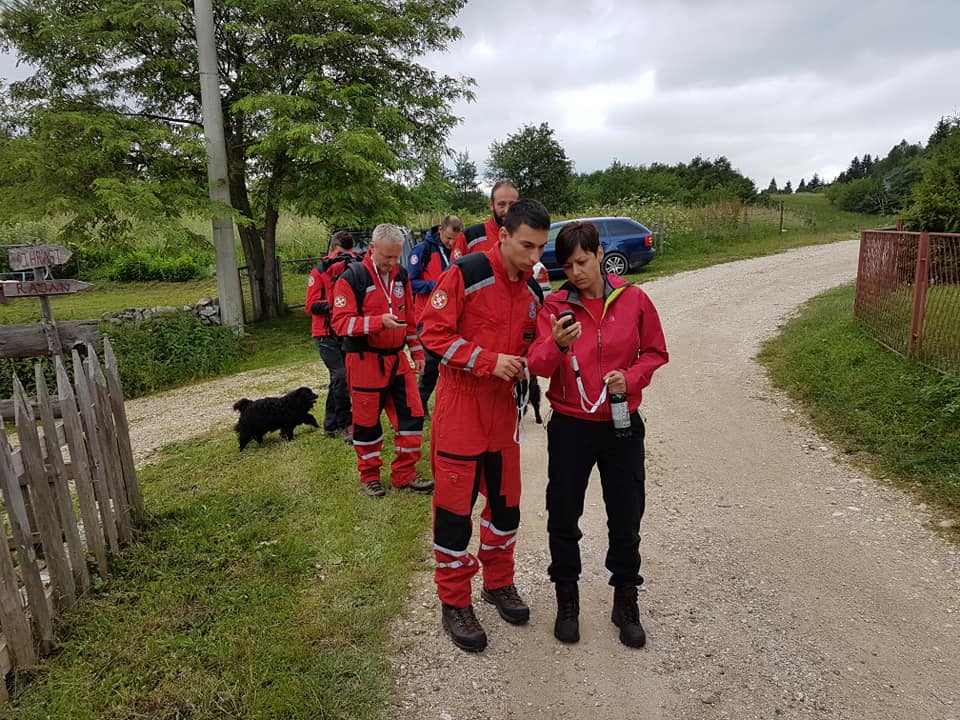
[
  {"xmin": 331, "ymin": 224, "xmax": 434, "ymax": 498},
  {"xmin": 409, "ymin": 214, "xmax": 462, "ymax": 412},
  {"xmin": 450, "ymin": 180, "xmax": 519, "ymax": 259},
  {"xmin": 305, "ymin": 230, "xmax": 355, "ymax": 439},
  {"xmin": 420, "ymin": 199, "xmax": 551, "ymax": 651}
]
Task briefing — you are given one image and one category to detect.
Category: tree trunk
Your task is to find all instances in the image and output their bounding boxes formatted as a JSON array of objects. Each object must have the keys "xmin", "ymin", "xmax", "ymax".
[
  {"xmin": 260, "ymin": 158, "xmax": 288, "ymax": 320},
  {"xmin": 226, "ymin": 130, "xmax": 267, "ymax": 320}
]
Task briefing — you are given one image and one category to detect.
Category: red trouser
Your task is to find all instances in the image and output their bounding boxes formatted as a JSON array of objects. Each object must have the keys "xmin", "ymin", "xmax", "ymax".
[
  {"xmin": 347, "ymin": 352, "xmax": 424, "ymax": 487},
  {"xmin": 432, "ymin": 372, "xmax": 522, "ymax": 607}
]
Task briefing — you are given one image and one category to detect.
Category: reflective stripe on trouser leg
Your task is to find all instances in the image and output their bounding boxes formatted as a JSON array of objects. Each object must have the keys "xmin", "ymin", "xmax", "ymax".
[
  {"xmin": 351, "ymin": 386, "xmax": 385, "ymax": 484},
  {"xmin": 384, "ymin": 366, "xmax": 424, "ymax": 487},
  {"xmin": 477, "ymin": 447, "xmax": 521, "ymax": 591},
  {"xmin": 433, "ymin": 451, "xmax": 482, "ymax": 607}
]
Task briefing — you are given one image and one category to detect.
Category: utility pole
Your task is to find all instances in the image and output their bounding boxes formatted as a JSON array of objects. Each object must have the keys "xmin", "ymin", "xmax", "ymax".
[{"xmin": 194, "ymin": 0, "xmax": 244, "ymax": 333}]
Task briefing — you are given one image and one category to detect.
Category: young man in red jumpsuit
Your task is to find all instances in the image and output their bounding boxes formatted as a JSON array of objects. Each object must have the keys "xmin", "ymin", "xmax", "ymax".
[
  {"xmin": 450, "ymin": 180, "xmax": 519, "ymax": 259},
  {"xmin": 419, "ymin": 199, "xmax": 551, "ymax": 651},
  {"xmin": 305, "ymin": 230, "xmax": 355, "ymax": 440},
  {"xmin": 331, "ymin": 224, "xmax": 434, "ymax": 498}
]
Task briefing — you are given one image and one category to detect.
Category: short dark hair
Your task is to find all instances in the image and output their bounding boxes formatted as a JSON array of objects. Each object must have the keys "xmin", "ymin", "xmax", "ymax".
[
  {"xmin": 555, "ymin": 222, "xmax": 600, "ymax": 266},
  {"xmin": 331, "ymin": 230, "xmax": 354, "ymax": 250},
  {"xmin": 490, "ymin": 179, "xmax": 518, "ymax": 200},
  {"xmin": 441, "ymin": 214, "xmax": 463, "ymax": 233},
  {"xmin": 503, "ymin": 198, "xmax": 550, "ymax": 234}
]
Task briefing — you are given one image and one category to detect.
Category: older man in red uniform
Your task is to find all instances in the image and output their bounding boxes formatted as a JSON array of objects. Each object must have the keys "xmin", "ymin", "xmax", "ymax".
[
  {"xmin": 420, "ymin": 199, "xmax": 551, "ymax": 651},
  {"xmin": 450, "ymin": 180, "xmax": 519, "ymax": 259},
  {"xmin": 331, "ymin": 224, "xmax": 433, "ymax": 498}
]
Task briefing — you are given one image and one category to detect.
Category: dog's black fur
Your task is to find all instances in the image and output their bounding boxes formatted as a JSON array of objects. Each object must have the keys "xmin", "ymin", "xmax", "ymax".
[
  {"xmin": 521, "ymin": 376, "xmax": 543, "ymax": 424},
  {"xmin": 232, "ymin": 386, "xmax": 319, "ymax": 450}
]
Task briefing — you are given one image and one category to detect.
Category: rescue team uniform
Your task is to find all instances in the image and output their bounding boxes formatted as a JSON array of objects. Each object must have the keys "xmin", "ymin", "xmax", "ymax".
[
  {"xmin": 305, "ymin": 251, "xmax": 354, "ymax": 434},
  {"xmin": 526, "ymin": 274, "xmax": 668, "ymax": 589},
  {"xmin": 419, "ymin": 246, "xmax": 543, "ymax": 608},
  {"xmin": 408, "ymin": 229, "xmax": 452, "ymax": 411},
  {"xmin": 450, "ymin": 216, "xmax": 499, "ymax": 260},
  {"xmin": 331, "ymin": 253, "xmax": 425, "ymax": 489}
]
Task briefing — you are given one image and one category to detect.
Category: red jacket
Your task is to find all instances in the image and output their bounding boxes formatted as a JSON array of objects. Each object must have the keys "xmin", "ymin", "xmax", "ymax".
[
  {"xmin": 305, "ymin": 251, "xmax": 355, "ymax": 337},
  {"xmin": 330, "ymin": 252, "xmax": 423, "ymax": 361},
  {"xmin": 419, "ymin": 245, "xmax": 540, "ymax": 388},
  {"xmin": 451, "ymin": 216, "xmax": 500, "ymax": 259},
  {"xmin": 527, "ymin": 274, "xmax": 668, "ymax": 422}
]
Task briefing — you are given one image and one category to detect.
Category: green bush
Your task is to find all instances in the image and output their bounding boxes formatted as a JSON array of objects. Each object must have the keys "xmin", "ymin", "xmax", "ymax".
[
  {"xmin": 102, "ymin": 312, "xmax": 242, "ymax": 397},
  {"xmin": 107, "ymin": 249, "xmax": 212, "ymax": 282}
]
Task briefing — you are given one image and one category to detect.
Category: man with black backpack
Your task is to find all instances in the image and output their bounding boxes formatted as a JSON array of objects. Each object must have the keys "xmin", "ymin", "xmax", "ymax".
[
  {"xmin": 331, "ymin": 224, "xmax": 434, "ymax": 498},
  {"xmin": 305, "ymin": 230, "xmax": 355, "ymax": 440},
  {"xmin": 409, "ymin": 214, "xmax": 462, "ymax": 412}
]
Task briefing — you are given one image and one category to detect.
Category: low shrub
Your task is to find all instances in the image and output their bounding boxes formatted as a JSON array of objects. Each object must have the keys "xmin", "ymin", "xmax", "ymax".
[{"xmin": 102, "ymin": 312, "xmax": 242, "ymax": 397}]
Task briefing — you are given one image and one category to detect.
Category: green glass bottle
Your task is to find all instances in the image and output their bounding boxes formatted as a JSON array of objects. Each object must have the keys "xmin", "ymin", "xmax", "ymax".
[{"xmin": 610, "ymin": 392, "xmax": 632, "ymax": 438}]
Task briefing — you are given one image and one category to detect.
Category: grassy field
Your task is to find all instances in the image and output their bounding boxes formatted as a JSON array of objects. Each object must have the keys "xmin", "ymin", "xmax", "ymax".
[
  {"xmin": 2, "ymin": 426, "xmax": 434, "ymax": 719},
  {"xmin": 757, "ymin": 283, "xmax": 960, "ymax": 527}
]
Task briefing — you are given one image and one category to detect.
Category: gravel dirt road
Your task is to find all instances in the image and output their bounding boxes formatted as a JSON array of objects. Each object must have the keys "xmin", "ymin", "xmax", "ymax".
[
  {"xmin": 122, "ymin": 240, "xmax": 959, "ymax": 719},
  {"xmin": 386, "ymin": 239, "xmax": 960, "ymax": 720}
]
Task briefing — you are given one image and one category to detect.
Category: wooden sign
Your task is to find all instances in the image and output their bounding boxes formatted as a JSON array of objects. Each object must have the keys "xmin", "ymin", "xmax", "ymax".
[
  {"xmin": 0, "ymin": 279, "xmax": 90, "ymax": 298},
  {"xmin": 7, "ymin": 245, "xmax": 73, "ymax": 271}
]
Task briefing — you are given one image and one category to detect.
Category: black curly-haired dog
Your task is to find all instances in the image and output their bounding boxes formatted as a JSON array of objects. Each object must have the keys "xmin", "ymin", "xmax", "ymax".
[{"xmin": 232, "ymin": 386, "xmax": 319, "ymax": 450}]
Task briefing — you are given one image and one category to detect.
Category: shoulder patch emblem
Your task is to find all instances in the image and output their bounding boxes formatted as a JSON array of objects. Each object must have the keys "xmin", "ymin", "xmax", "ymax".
[
  {"xmin": 410, "ymin": 253, "xmax": 419, "ymax": 265},
  {"xmin": 452, "ymin": 249, "xmax": 462, "ymax": 260},
  {"xmin": 393, "ymin": 283, "xmax": 404, "ymax": 299},
  {"xmin": 308, "ymin": 275, "xmax": 316, "ymax": 287},
  {"xmin": 334, "ymin": 295, "xmax": 347, "ymax": 308},
  {"xmin": 528, "ymin": 301, "xmax": 537, "ymax": 319},
  {"xmin": 431, "ymin": 289, "xmax": 448, "ymax": 310}
]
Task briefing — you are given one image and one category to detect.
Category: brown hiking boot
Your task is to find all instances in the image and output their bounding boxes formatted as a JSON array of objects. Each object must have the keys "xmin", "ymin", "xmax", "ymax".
[
  {"xmin": 611, "ymin": 586, "xmax": 646, "ymax": 647},
  {"xmin": 481, "ymin": 584, "xmax": 530, "ymax": 625},
  {"xmin": 361, "ymin": 480, "xmax": 386, "ymax": 498},
  {"xmin": 554, "ymin": 583, "xmax": 580, "ymax": 643},
  {"xmin": 441, "ymin": 604, "xmax": 487, "ymax": 652},
  {"xmin": 398, "ymin": 475, "xmax": 434, "ymax": 494}
]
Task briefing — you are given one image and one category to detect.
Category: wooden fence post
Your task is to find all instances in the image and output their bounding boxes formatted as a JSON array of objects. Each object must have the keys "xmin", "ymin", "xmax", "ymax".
[
  {"xmin": 72, "ymin": 349, "xmax": 119, "ymax": 553},
  {"xmin": 0, "ymin": 432, "xmax": 55, "ymax": 654},
  {"xmin": 54, "ymin": 356, "xmax": 109, "ymax": 578},
  {"xmin": 0, "ymin": 467, "xmax": 36, "ymax": 668},
  {"xmin": 34, "ymin": 365, "xmax": 91, "ymax": 593},
  {"xmin": 86, "ymin": 350, "xmax": 131, "ymax": 544},
  {"xmin": 13, "ymin": 376, "xmax": 76, "ymax": 608},
  {"xmin": 103, "ymin": 337, "xmax": 143, "ymax": 519}
]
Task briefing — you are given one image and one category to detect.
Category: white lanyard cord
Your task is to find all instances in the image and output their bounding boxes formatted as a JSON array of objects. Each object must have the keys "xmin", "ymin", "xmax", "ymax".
[
  {"xmin": 437, "ymin": 243, "xmax": 449, "ymax": 268},
  {"xmin": 570, "ymin": 354, "xmax": 608, "ymax": 414},
  {"xmin": 374, "ymin": 269, "xmax": 394, "ymax": 312}
]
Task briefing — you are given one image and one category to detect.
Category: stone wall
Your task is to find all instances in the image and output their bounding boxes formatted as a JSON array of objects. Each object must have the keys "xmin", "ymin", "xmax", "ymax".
[{"xmin": 101, "ymin": 297, "xmax": 222, "ymax": 326}]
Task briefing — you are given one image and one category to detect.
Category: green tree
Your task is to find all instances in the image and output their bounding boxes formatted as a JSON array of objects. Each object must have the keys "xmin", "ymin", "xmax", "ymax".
[
  {"xmin": 797, "ymin": 178, "xmax": 807, "ymax": 192},
  {"xmin": 487, "ymin": 122, "xmax": 574, "ymax": 212},
  {"xmin": 767, "ymin": 177, "xmax": 778, "ymax": 193},
  {"xmin": 0, "ymin": 0, "xmax": 472, "ymax": 320},
  {"xmin": 783, "ymin": 180, "xmax": 793, "ymax": 194},
  {"xmin": 907, "ymin": 121, "xmax": 960, "ymax": 231},
  {"xmin": 449, "ymin": 150, "xmax": 486, "ymax": 213}
]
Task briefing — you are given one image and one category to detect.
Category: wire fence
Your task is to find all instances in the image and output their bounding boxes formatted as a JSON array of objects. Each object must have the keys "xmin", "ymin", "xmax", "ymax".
[{"xmin": 855, "ymin": 229, "xmax": 960, "ymax": 374}]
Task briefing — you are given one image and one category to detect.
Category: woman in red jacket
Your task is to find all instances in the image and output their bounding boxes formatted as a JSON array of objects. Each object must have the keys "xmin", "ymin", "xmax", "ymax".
[{"xmin": 527, "ymin": 221, "xmax": 668, "ymax": 648}]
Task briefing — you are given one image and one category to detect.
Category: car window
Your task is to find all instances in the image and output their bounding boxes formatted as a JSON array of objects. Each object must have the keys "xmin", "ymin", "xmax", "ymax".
[
  {"xmin": 604, "ymin": 220, "xmax": 641, "ymax": 237},
  {"xmin": 548, "ymin": 226, "xmax": 562, "ymax": 243}
]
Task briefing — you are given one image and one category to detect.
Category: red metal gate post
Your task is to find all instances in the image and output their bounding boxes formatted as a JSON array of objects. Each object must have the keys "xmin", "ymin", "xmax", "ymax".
[
  {"xmin": 907, "ymin": 232, "xmax": 930, "ymax": 358},
  {"xmin": 854, "ymin": 230, "xmax": 868, "ymax": 319}
]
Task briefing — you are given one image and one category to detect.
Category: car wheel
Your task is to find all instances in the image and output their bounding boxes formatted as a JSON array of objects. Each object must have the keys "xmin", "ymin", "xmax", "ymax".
[{"xmin": 603, "ymin": 252, "xmax": 629, "ymax": 276}]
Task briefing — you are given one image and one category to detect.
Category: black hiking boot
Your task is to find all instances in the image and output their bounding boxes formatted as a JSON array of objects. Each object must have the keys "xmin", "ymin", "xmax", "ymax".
[
  {"xmin": 481, "ymin": 584, "xmax": 530, "ymax": 625},
  {"xmin": 611, "ymin": 586, "xmax": 646, "ymax": 647},
  {"xmin": 441, "ymin": 604, "xmax": 488, "ymax": 652},
  {"xmin": 554, "ymin": 583, "xmax": 580, "ymax": 643}
]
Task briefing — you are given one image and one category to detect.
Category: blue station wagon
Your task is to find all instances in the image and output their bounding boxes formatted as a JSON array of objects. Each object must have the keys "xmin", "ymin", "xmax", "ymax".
[{"xmin": 541, "ymin": 217, "xmax": 655, "ymax": 277}]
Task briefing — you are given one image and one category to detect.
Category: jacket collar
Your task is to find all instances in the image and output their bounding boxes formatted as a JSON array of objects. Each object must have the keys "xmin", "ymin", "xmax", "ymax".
[
  {"xmin": 488, "ymin": 242, "xmax": 533, "ymax": 283},
  {"xmin": 560, "ymin": 272, "xmax": 628, "ymax": 304}
]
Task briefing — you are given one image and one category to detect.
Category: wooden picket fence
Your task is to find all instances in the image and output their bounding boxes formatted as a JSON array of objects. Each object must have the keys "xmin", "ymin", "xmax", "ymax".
[{"xmin": 0, "ymin": 337, "xmax": 141, "ymax": 702}]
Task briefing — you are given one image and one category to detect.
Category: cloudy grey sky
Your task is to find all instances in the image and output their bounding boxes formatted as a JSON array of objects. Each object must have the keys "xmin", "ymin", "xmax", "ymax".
[
  {"xmin": 1, "ymin": 1, "xmax": 957, "ymax": 189},
  {"xmin": 425, "ymin": 0, "xmax": 960, "ymax": 187}
]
